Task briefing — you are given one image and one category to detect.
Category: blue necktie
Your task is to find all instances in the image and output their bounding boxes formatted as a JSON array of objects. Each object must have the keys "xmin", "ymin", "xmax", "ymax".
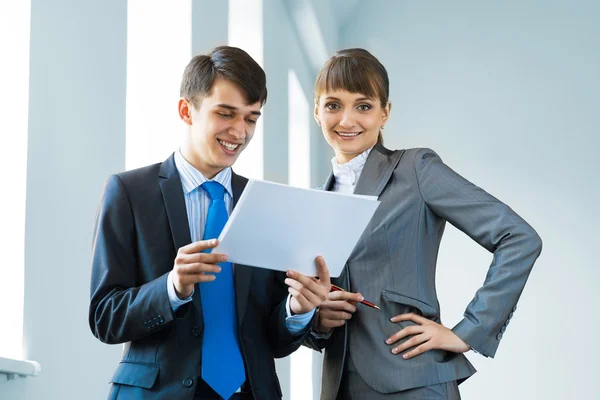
[{"xmin": 200, "ymin": 181, "xmax": 245, "ymax": 399}]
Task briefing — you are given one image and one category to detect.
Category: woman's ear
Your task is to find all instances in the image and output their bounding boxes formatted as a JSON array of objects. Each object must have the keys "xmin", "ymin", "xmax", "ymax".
[
  {"xmin": 381, "ymin": 101, "xmax": 392, "ymax": 126},
  {"xmin": 314, "ymin": 102, "xmax": 322, "ymax": 126}
]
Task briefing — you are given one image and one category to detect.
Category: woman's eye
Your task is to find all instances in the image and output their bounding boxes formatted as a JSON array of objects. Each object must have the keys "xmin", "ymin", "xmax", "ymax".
[
  {"xmin": 357, "ymin": 104, "xmax": 371, "ymax": 111},
  {"xmin": 325, "ymin": 103, "xmax": 340, "ymax": 110}
]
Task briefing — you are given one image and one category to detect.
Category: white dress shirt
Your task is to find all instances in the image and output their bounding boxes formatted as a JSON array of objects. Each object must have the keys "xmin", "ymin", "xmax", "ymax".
[
  {"xmin": 311, "ymin": 146, "xmax": 374, "ymax": 339},
  {"xmin": 331, "ymin": 147, "xmax": 373, "ymax": 194},
  {"xmin": 167, "ymin": 149, "xmax": 314, "ymax": 334}
]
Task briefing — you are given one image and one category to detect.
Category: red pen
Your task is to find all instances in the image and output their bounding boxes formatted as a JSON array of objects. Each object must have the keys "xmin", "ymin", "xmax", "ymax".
[{"xmin": 330, "ymin": 284, "xmax": 380, "ymax": 310}]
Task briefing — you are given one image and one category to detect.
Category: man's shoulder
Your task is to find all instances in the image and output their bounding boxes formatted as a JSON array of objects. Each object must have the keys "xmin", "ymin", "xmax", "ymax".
[
  {"xmin": 117, "ymin": 162, "xmax": 162, "ymax": 180},
  {"xmin": 112, "ymin": 161, "xmax": 169, "ymax": 190},
  {"xmin": 102, "ymin": 161, "xmax": 169, "ymax": 201}
]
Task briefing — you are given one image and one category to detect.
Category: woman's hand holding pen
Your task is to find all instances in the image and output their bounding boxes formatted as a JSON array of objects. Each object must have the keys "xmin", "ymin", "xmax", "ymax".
[
  {"xmin": 286, "ymin": 256, "xmax": 332, "ymax": 315},
  {"xmin": 314, "ymin": 290, "xmax": 364, "ymax": 333},
  {"xmin": 386, "ymin": 313, "xmax": 470, "ymax": 359}
]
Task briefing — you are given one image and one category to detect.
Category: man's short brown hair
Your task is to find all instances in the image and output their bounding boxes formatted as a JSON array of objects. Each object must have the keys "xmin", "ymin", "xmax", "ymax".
[{"xmin": 180, "ymin": 46, "xmax": 267, "ymax": 108}]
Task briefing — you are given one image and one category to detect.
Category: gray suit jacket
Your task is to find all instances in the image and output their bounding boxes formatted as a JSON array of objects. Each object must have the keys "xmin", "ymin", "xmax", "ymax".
[{"xmin": 304, "ymin": 143, "xmax": 542, "ymax": 399}]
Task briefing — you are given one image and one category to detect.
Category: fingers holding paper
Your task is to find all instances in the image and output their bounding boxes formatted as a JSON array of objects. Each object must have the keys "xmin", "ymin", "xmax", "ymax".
[
  {"xmin": 172, "ymin": 239, "xmax": 226, "ymax": 298},
  {"xmin": 286, "ymin": 256, "xmax": 331, "ymax": 315}
]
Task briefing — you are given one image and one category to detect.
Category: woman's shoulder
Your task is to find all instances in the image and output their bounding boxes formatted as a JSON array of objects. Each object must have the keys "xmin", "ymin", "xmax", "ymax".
[
  {"xmin": 383, "ymin": 147, "xmax": 443, "ymax": 164},
  {"xmin": 402, "ymin": 147, "xmax": 440, "ymax": 157}
]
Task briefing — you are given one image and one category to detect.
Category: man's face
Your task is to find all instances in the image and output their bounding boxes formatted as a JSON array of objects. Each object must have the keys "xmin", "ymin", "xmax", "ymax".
[{"xmin": 180, "ymin": 78, "xmax": 262, "ymax": 178}]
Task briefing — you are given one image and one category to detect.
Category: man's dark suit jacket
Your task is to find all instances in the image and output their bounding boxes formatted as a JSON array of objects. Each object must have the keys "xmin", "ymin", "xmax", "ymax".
[{"xmin": 89, "ymin": 154, "xmax": 308, "ymax": 400}]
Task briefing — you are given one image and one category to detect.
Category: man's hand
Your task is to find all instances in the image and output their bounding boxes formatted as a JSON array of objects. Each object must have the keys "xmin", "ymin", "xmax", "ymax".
[
  {"xmin": 315, "ymin": 290, "xmax": 363, "ymax": 333},
  {"xmin": 386, "ymin": 313, "xmax": 471, "ymax": 359},
  {"xmin": 285, "ymin": 256, "xmax": 331, "ymax": 315},
  {"xmin": 172, "ymin": 239, "xmax": 226, "ymax": 298}
]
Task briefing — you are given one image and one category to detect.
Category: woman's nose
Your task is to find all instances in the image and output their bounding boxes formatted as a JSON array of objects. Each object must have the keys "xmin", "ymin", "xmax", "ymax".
[{"xmin": 339, "ymin": 111, "xmax": 356, "ymax": 128}]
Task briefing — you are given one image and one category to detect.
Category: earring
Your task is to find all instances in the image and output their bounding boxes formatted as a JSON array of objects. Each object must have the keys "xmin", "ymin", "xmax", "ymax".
[{"xmin": 381, "ymin": 125, "xmax": 385, "ymax": 130}]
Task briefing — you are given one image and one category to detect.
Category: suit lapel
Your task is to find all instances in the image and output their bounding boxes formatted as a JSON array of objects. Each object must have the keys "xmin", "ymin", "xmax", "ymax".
[
  {"xmin": 320, "ymin": 143, "xmax": 404, "ymax": 286},
  {"xmin": 231, "ymin": 171, "xmax": 252, "ymax": 327},
  {"xmin": 353, "ymin": 142, "xmax": 404, "ymax": 198},
  {"xmin": 158, "ymin": 154, "xmax": 204, "ymax": 315},
  {"xmin": 159, "ymin": 154, "xmax": 192, "ymax": 253},
  {"xmin": 320, "ymin": 172, "xmax": 335, "ymax": 192}
]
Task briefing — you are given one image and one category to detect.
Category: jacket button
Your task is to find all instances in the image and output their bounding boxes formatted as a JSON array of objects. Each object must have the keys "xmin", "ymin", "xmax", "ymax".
[
  {"xmin": 501, "ymin": 325, "xmax": 507, "ymax": 333},
  {"xmin": 192, "ymin": 326, "xmax": 202, "ymax": 336},
  {"xmin": 508, "ymin": 312, "xmax": 514, "ymax": 319},
  {"xmin": 183, "ymin": 378, "xmax": 194, "ymax": 387},
  {"xmin": 512, "ymin": 305, "xmax": 517, "ymax": 312},
  {"xmin": 158, "ymin": 315, "xmax": 165, "ymax": 323},
  {"xmin": 497, "ymin": 332, "xmax": 503, "ymax": 340},
  {"xmin": 153, "ymin": 317, "xmax": 159, "ymax": 325}
]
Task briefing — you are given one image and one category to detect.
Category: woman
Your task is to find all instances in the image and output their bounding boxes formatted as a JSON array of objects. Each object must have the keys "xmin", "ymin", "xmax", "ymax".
[{"xmin": 303, "ymin": 49, "xmax": 542, "ymax": 400}]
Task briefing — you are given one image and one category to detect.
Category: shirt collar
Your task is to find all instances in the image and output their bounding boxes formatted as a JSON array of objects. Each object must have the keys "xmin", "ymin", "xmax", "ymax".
[
  {"xmin": 331, "ymin": 147, "xmax": 373, "ymax": 186},
  {"xmin": 174, "ymin": 149, "xmax": 233, "ymax": 197}
]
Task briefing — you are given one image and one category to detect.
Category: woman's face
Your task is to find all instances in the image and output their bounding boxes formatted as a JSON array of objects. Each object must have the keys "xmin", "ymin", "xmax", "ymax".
[{"xmin": 315, "ymin": 90, "xmax": 390, "ymax": 164}]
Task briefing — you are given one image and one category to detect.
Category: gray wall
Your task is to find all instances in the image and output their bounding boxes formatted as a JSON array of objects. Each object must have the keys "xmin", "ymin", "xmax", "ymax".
[
  {"xmin": 1, "ymin": 0, "xmax": 127, "ymax": 399},
  {"xmin": 339, "ymin": 1, "xmax": 599, "ymax": 399}
]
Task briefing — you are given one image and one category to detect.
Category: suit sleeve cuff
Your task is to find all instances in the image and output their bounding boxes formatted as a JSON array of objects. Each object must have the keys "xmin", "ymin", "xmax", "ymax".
[
  {"xmin": 310, "ymin": 326, "xmax": 333, "ymax": 340},
  {"xmin": 167, "ymin": 270, "xmax": 194, "ymax": 311},
  {"xmin": 452, "ymin": 317, "xmax": 498, "ymax": 358}
]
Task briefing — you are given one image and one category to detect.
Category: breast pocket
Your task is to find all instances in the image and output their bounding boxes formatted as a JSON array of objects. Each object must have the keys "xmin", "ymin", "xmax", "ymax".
[
  {"xmin": 381, "ymin": 289, "xmax": 450, "ymax": 363},
  {"xmin": 381, "ymin": 289, "xmax": 439, "ymax": 319},
  {"xmin": 380, "ymin": 289, "xmax": 440, "ymax": 346}
]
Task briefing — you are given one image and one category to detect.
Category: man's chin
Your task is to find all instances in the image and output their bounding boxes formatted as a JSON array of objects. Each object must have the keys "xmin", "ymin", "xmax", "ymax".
[{"xmin": 214, "ymin": 155, "xmax": 239, "ymax": 170}]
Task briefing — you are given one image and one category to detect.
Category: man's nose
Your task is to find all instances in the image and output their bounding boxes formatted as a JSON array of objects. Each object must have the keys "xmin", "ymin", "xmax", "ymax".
[{"xmin": 230, "ymin": 116, "xmax": 247, "ymax": 140}]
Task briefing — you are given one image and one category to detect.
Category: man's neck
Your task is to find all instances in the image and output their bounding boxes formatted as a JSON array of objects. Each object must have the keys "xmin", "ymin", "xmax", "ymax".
[{"xmin": 179, "ymin": 148, "xmax": 223, "ymax": 180}]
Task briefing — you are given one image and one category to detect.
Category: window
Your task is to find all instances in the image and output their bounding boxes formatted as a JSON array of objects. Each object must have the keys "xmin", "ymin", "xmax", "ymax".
[
  {"xmin": 288, "ymin": 69, "xmax": 311, "ymax": 188},
  {"xmin": 228, "ymin": 0, "xmax": 264, "ymax": 180},
  {"xmin": 288, "ymin": 69, "xmax": 313, "ymax": 400},
  {"xmin": 126, "ymin": 0, "xmax": 191, "ymax": 171},
  {"xmin": 0, "ymin": 0, "xmax": 32, "ymax": 361}
]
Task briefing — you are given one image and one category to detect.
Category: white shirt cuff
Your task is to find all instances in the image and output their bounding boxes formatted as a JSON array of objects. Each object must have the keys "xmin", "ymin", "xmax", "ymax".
[
  {"xmin": 285, "ymin": 294, "xmax": 315, "ymax": 335},
  {"xmin": 167, "ymin": 270, "xmax": 194, "ymax": 311}
]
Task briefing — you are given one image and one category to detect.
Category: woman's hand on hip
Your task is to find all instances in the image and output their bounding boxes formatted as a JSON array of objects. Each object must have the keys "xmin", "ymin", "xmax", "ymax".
[{"xmin": 386, "ymin": 313, "xmax": 470, "ymax": 359}]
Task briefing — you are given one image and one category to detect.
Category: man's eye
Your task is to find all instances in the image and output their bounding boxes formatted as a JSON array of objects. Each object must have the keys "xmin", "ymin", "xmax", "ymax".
[
  {"xmin": 246, "ymin": 119, "xmax": 257, "ymax": 125},
  {"xmin": 218, "ymin": 113, "xmax": 233, "ymax": 118}
]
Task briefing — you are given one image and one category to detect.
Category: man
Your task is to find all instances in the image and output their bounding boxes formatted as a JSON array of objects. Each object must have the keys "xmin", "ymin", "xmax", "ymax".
[{"xmin": 89, "ymin": 46, "xmax": 330, "ymax": 400}]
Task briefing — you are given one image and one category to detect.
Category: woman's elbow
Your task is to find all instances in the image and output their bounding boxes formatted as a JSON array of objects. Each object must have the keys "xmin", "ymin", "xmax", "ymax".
[{"xmin": 524, "ymin": 226, "xmax": 543, "ymax": 258}]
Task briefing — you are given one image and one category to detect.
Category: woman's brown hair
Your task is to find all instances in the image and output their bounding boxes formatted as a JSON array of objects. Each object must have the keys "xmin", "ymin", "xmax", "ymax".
[{"xmin": 314, "ymin": 48, "xmax": 389, "ymax": 143}]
